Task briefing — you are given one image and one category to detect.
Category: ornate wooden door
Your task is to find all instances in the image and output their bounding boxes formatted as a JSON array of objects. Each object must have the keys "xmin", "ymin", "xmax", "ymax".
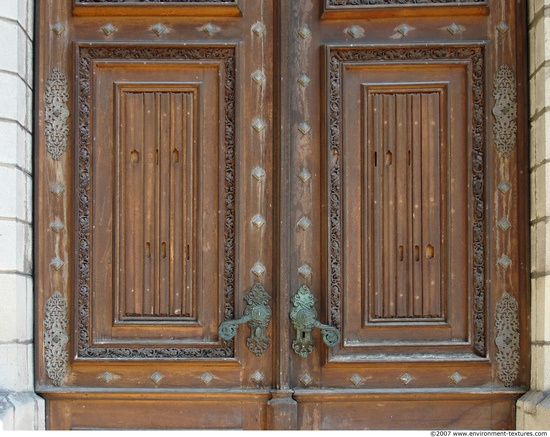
[
  {"xmin": 280, "ymin": 0, "xmax": 530, "ymax": 429},
  {"xmin": 36, "ymin": 0, "xmax": 529, "ymax": 430}
]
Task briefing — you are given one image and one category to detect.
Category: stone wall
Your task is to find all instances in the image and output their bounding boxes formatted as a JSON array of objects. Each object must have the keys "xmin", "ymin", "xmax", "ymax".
[
  {"xmin": 516, "ymin": 0, "xmax": 550, "ymax": 430},
  {"xmin": 0, "ymin": 0, "xmax": 44, "ymax": 430}
]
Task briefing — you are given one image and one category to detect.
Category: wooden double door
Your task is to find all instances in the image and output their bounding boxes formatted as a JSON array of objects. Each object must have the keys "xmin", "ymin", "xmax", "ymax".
[{"xmin": 36, "ymin": 0, "xmax": 529, "ymax": 429}]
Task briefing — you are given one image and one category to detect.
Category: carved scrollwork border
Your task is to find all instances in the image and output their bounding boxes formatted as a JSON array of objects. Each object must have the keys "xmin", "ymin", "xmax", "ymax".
[
  {"xmin": 327, "ymin": 44, "xmax": 486, "ymax": 356},
  {"xmin": 76, "ymin": 44, "xmax": 236, "ymax": 359},
  {"xmin": 44, "ymin": 292, "xmax": 69, "ymax": 386},
  {"xmin": 495, "ymin": 292, "xmax": 520, "ymax": 387},
  {"xmin": 76, "ymin": 0, "xmax": 236, "ymax": 3},
  {"xmin": 325, "ymin": 0, "xmax": 485, "ymax": 7}
]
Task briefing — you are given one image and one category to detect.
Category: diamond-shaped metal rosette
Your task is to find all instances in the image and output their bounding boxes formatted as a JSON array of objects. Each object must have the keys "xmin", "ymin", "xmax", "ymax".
[
  {"xmin": 447, "ymin": 23, "xmax": 461, "ymax": 35},
  {"xmin": 300, "ymin": 373, "xmax": 312, "ymax": 386},
  {"xmin": 50, "ymin": 219, "xmax": 64, "ymax": 233},
  {"xmin": 51, "ymin": 183, "xmax": 65, "ymax": 197},
  {"xmin": 251, "ymin": 263, "xmax": 266, "ymax": 277},
  {"xmin": 498, "ymin": 181, "xmax": 511, "ymax": 194},
  {"xmin": 251, "ymin": 371, "xmax": 264, "ymax": 384},
  {"xmin": 498, "ymin": 254, "xmax": 512, "ymax": 269},
  {"xmin": 252, "ymin": 118, "xmax": 267, "ymax": 133},
  {"xmin": 347, "ymin": 25, "xmax": 364, "ymax": 39},
  {"xmin": 397, "ymin": 24, "xmax": 412, "ymax": 36},
  {"xmin": 298, "ymin": 264, "xmax": 312, "ymax": 279},
  {"xmin": 201, "ymin": 23, "xmax": 221, "ymax": 36},
  {"xmin": 252, "ymin": 167, "xmax": 266, "ymax": 180},
  {"xmin": 497, "ymin": 217, "xmax": 511, "ymax": 231},
  {"xmin": 151, "ymin": 23, "xmax": 167, "ymax": 36},
  {"xmin": 449, "ymin": 372, "xmax": 463, "ymax": 385},
  {"xmin": 251, "ymin": 214, "xmax": 266, "ymax": 229},
  {"xmin": 52, "ymin": 22, "xmax": 65, "ymax": 35},
  {"xmin": 400, "ymin": 373, "xmax": 413, "ymax": 385},
  {"xmin": 299, "ymin": 170, "xmax": 312, "ymax": 183},
  {"xmin": 298, "ymin": 74, "xmax": 311, "ymax": 88},
  {"xmin": 298, "ymin": 217, "xmax": 312, "ymax": 230},
  {"xmin": 100, "ymin": 371, "xmax": 114, "ymax": 383},
  {"xmin": 496, "ymin": 21, "xmax": 510, "ymax": 33},
  {"xmin": 252, "ymin": 22, "xmax": 266, "ymax": 36},
  {"xmin": 150, "ymin": 371, "xmax": 164, "ymax": 384},
  {"xmin": 298, "ymin": 122, "xmax": 311, "ymax": 135},
  {"xmin": 102, "ymin": 23, "xmax": 116, "ymax": 36},
  {"xmin": 251, "ymin": 70, "xmax": 266, "ymax": 84},
  {"xmin": 350, "ymin": 374, "xmax": 362, "ymax": 386},
  {"xmin": 201, "ymin": 372, "xmax": 214, "ymax": 385},
  {"xmin": 50, "ymin": 257, "xmax": 65, "ymax": 271},
  {"xmin": 298, "ymin": 26, "xmax": 311, "ymax": 39}
]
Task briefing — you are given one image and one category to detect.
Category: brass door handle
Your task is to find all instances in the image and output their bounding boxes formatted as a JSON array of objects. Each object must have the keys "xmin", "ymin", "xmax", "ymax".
[
  {"xmin": 290, "ymin": 285, "xmax": 340, "ymax": 358},
  {"xmin": 218, "ymin": 282, "xmax": 272, "ymax": 357}
]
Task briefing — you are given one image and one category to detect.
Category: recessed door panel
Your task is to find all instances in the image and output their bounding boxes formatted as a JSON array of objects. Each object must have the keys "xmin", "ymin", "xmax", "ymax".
[{"xmin": 335, "ymin": 57, "xmax": 475, "ymax": 355}]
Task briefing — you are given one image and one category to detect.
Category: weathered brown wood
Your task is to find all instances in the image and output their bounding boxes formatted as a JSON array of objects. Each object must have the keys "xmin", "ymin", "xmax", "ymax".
[{"xmin": 36, "ymin": 0, "xmax": 529, "ymax": 430}]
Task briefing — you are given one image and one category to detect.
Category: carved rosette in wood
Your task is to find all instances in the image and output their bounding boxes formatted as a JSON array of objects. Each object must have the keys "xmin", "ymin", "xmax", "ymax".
[
  {"xmin": 492, "ymin": 65, "xmax": 517, "ymax": 158},
  {"xmin": 44, "ymin": 292, "xmax": 69, "ymax": 386},
  {"xmin": 495, "ymin": 292, "xmax": 520, "ymax": 387},
  {"xmin": 45, "ymin": 68, "xmax": 70, "ymax": 160}
]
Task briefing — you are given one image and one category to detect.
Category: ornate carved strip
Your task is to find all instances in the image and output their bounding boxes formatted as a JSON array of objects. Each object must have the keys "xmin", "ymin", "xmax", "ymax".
[
  {"xmin": 327, "ymin": 0, "xmax": 484, "ymax": 5},
  {"xmin": 45, "ymin": 68, "xmax": 70, "ymax": 160},
  {"xmin": 492, "ymin": 65, "xmax": 517, "ymax": 158},
  {"xmin": 77, "ymin": 45, "xmax": 236, "ymax": 359},
  {"xmin": 44, "ymin": 292, "xmax": 69, "ymax": 386},
  {"xmin": 78, "ymin": 0, "xmax": 235, "ymax": 2},
  {"xmin": 495, "ymin": 292, "xmax": 520, "ymax": 387},
  {"xmin": 327, "ymin": 45, "xmax": 486, "ymax": 355}
]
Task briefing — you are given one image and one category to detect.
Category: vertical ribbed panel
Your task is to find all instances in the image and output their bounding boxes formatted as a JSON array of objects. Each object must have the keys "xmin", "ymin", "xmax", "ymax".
[
  {"xmin": 368, "ymin": 91, "xmax": 444, "ymax": 320},
  {"xmin": 120, "ymin": 89, "xmax": 197, "ymax": 319}
]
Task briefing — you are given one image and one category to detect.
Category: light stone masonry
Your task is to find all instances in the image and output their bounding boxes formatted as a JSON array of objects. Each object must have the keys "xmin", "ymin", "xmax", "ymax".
[
  {"xmin": 0, "ymin": 0, "xmax": 44, "ymax": 430},
  {"xmin": 518, "ymin": 0, "xmax": 550, "ymax": 429}
]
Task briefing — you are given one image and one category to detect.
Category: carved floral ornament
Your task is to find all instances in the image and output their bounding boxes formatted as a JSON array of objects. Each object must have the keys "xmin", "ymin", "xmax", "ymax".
[
  {"xmin": 45, "ymin": 68, "xmax": 70, "ymax": 160},
  {"xmin": 492, "ymin": 65, "xmax": 517, "ymax": 158},
  {"xmin": 495, "ymin": 292, "xmax": 520, "ymax": 387},
  {"xmin": 44, "ymin": 292, "xmax": 69, "ymax": 386}
]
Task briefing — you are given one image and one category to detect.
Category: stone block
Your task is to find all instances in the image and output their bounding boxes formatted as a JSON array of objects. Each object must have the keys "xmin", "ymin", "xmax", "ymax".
[
  {"xmin": 531, "ymin": 276, "xmax": 550, "ymax": 342},
  {"xmin": 528, "ymin": 14, "xmax": 550, "ymax": 76},
  {"xmin": 517, "ymin": 391, "xmax": 550, "ymax": 430},
  {"xmin": 0, "ymin": 392, "xmax": 45, "ymax": 431},
  {"xmin": 529, "ymin": 64, "xmax": 550, "ymax": 120},
  {"xmin": 531, "ymin": 221, "xmax": 550, "ymax": 274},
  {"xmin": 530, "ymin": 344, "xmax": 550, "ymax": 391},
  {"xmin": 0, "ymin": 166, "xmax": 31, "ymax": 222},
  {"xmin": 530, "ymin": 162, "xmax": 550, "ymax": 221},
  {"xmin": 0, "ymin": 394, "xmax": 15, "ymax": 431},
  {"xmin": 528, "ymin": 0, "xmax": 549, "ymax": 25},
  {"xmin": 0, "ymin": 344, "xmax": 33, "ymax": 392},
  {"xmin": 530, "ymin": 110, "xmax": 550, "ymax": 169},
  {"xmin": 9, "ymin": 393, "xmax": 45, "ymax": 430},
  {"xmin": 0, "ymin": 273, "xmax": 32, "ymax": 342},
  {"xmin": 0, "ymin": 19, "xmax": 20, "ymax": 75},
  {"xmin": 0, "ymin": 121, "xmax": 32, "ymax": 172},
  {"xmin": 0, "ymin": 220, "xmax": 32, "ymax": 274},
  {"xmin": 0, "ymin": 72, "xmax": 30, "ymax": 130}
]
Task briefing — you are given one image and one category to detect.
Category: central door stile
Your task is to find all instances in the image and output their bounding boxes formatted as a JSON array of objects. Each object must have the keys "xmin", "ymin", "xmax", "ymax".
[{"xmin": 267, "ymin": 0, "xmax": 299, "ymax": 430}]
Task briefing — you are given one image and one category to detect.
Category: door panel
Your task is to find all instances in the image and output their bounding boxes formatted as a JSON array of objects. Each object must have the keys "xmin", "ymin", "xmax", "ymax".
[
  {"xmin": 36, "ymin": 0, "xmax": 529, "ymax": 430},
  {"xmin": 36, "ymin": 0, "xmax": 274, "ymax": 429},
  {"xmin": 79, "ymin": 45, "xmax": 235, "ymax": 356}
]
